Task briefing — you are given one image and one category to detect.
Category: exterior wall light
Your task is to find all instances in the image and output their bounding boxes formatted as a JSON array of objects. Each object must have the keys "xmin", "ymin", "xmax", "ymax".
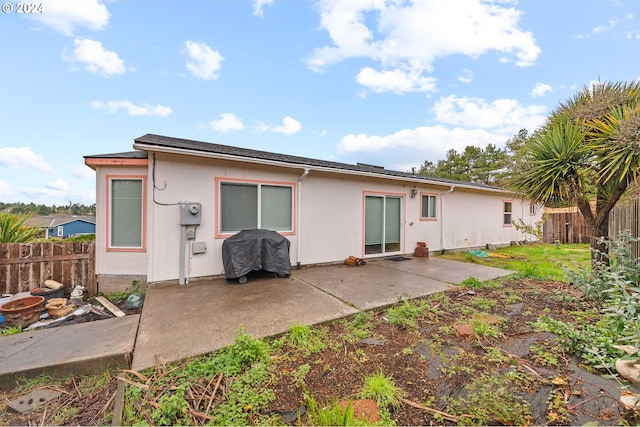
[{"xmin": 411, "ymin": 186, "xmax": 418, "ymax": 198}]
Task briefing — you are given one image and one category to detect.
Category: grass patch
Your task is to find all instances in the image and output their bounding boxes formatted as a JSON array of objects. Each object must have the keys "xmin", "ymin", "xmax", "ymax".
[
  {"xmin": 359, "ymin": 370, "xmax": 406, "ymax": 410},
  {"xmin": 284, "ymin": 322, "xmax": 326, "ymax": 354},
  {"xmin": 439, "ymin": 243, "xmax": 590, "ymax": 281}
]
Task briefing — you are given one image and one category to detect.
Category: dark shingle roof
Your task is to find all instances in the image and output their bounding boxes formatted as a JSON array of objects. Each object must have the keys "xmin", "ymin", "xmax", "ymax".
[
  {"xmin": 131, "ymin": 133, "xmax": 502, "ymax": 191},
  {"xmin": 84, "ymin": 151, "xmax": 148, "ymax": 160}
]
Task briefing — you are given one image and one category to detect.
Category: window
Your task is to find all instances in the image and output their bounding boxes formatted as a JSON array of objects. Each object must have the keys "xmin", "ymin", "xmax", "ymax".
[
  {"xmin": 57, "ymin": 226, "xmax": 63, "ymax": 237},
  {"xmin": 219, "ymin": 181, "xmax": 293, "ymax": 234},
  {"xmin": 503, "ymin": 201, "xmax": 513, "ymax": 226},
  {"xmin": 420, "ymin": 194, "xmax": 437, "ymax": 219},
  {"xmin": 109, "ymin": 178, "xmax": 144, "ymax": 249},
  {"xmin": 529, "ymin": 203, "xmax": 536, "ymax": 215}
]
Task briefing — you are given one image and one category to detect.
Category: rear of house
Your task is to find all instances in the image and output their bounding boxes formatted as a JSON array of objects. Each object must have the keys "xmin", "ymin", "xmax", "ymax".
[{"xmin": 85, "ymin": 134, "xmax": 542, "ymax": 291}]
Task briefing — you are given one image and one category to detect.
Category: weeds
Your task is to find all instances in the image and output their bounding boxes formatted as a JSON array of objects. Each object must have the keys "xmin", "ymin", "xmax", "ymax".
[
  {"xmin": 359, "ymin": 369, "xmax": 406, "ymax": 410},
  {"xmin": 341, "ymin": 311, "xmax": 374, "ymax": 343},
  {"xmin": 446, "ymin": 372, "xmax": 533, "ymax": 426},
  {"xmin": 304, "ymin": 393, "xmax": 367, "ymax": 426},
  {"xmin": 385, "ymin": 299, "xmax": 428, "ymax": 330},
  {"xmin": 0, "ymin": 325, "xmax": 22, "ymax": 336},
  {"xmin": 285, "ymin": 323, "xmax": 326, "ymax": 354}
]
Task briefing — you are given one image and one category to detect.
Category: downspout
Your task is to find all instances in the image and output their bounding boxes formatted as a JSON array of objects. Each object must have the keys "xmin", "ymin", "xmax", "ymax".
[
  {"xmin": 440, "ymin": 186, "xmax": 455, "ymax": 254},
  {"xmin": 296, "ymin": 168, "xmax": 310, "ymax": 269}
]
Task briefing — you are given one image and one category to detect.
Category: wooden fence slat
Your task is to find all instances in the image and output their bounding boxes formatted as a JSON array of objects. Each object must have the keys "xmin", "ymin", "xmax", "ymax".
[{"xmin": 0, "ymin": 242, "xmax": 96, "ymax": 296}]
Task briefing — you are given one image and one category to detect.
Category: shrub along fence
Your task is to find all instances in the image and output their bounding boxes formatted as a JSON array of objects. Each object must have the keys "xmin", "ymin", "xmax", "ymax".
[{"xmin": 0, "ymin": 241, "xmax": 95, "ymax": 296}]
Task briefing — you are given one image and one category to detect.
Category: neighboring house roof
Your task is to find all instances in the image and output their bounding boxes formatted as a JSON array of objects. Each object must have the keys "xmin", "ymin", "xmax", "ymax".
[
  {"xmin": 86, "ymin": 133, "xmax": 506, "ymax": 193},
  {"xmin": 25, "ymin": 215, "xmax": 96, "ymax": 228}
]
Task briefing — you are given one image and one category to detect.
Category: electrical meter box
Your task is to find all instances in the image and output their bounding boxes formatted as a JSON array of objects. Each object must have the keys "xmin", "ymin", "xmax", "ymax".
[{"xmin": 179, "ymin": 202, "xmax": 201, "ymax": 225}]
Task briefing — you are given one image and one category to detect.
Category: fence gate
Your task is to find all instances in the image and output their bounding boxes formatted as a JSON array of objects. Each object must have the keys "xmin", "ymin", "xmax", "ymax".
[
  {"xmin": 609, "ymin": 197, "xmax": 640, "ymax": 258},
  {"xmin": 0, "ymin": 241, "xmax": 95, "ymax": 296},
  {"xmin": 543, "ymin": 210, "xmax": 590, "ymax": 244}
]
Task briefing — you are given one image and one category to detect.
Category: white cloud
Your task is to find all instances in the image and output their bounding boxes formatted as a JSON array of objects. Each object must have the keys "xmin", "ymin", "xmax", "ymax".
[
  {"xmin": 356, "ymin": 67, "xmax": 437, "ymax": 94},
  {"xmin": 531, "ymin": 82, "xmax": 553, "ymax": 98},
  {"xmin": 0, "ymin": 180, "xmax": 15, "ymax": 200},
  {"xmin": 272, "ymin": 116, "xmax": 302, "ymax": 135},
  {"xmin": 457, "ymin": 69, "xmax": 474, "ymax": 84},
  {"xmin": 0, "ymin": 147, "xmax": 52, "ymax": 172},
  {"xmin": 336, "ymin": 94, "xmax": 549, "ymax": 167},
  {"xmin": 34, "ymin": 0, "xmax": 109, "ymax": 35},
  {"xmin": 73, "ymin": 165, "xmax": 95, "ymax": 180},
  {"xmin": 592, "ymin": 17, "xmax": 620, "ymax": 34},
  {"xmin": 337, "ymin": 125, "xmax": 507, "ymax": 163},
  {"xmin": 209, "ymin": 113, "xmax": 244, "ymax": 132},
  {"xmin": 185, "ymin": 40, "xmax": 224, "ymax": 80},
  {"xmin": 308, "ymin": 0, "xmax": 541, "ymax": 94},
  {"xmin": 91, "ymin": 100, "xmax": 172, "ymax": 117},
  {"xmin": 253, "ymin": 0, "xmax": 274, "ymax": 17},
  {"xmin": 63, "ymin": 38, "xmax": 125, "ymax": 77},
  {"xmin": 47, "ymin": 179, "xmax": 69, "ymax": 191},
  {"xmin": 432, "ymin": 95, "xmax": 547, "ymax": 134}
]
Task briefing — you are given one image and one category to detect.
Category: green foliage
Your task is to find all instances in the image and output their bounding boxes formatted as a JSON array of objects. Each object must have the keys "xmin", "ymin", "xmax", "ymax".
[
  {"xmin": 471, "ymin": 319, "xmax": 500, "ymax": 339},
  {"xmin": 285, "ymin": 322, "xmax": 326, "ymax": 354},
  {"xmin": 0, "ymin": 202, "xmax": 95, "ymax": 216},
  {"xmin": 0, "ymin": 325, "xmax": 22, "ymax": 336},
  {"xmin": 507, "ymin": 80, "xmax": 640, "ymax": 266},
  {"xmin": 460, "ymin": 276, "xmax": 483, "ymax": 288},
  {"xmin": 0, "ymin": 212, "xmax": 40, "ymax": 243},
  {"xmin": 446, "ymin": 372, "xmax": 533, "ymax": 426},
  {"xmin": 469, "ymin": 297, "xmax": 497, "ymax": 311},
  {"xmin": 211, "ymin": 362, "xmax": 275, "ymax": 425},
  {"xmin": 440, "ymin": 243, "xmax": 590, "ymax": 281},
  {"xmin": 385, "ymin": 299, "xmax": 429, "ymax": 330},
  {"xmin": 341, "ymin": 311, "xmax": 374, "ymax": 343},
  {"xmin": 304, "ymin": 394, "xmax": 368, "ymax": 426},
  {"xmin": 359, "ymin": 369, "xmax": 406, "ymax": 409},
  {"xmin": 418, "ymin": 144, "xmax": 508, "ymax": 186},
  {"xmin": 534, "ymin": 232, "xmax": 640, "ymax": 370}
]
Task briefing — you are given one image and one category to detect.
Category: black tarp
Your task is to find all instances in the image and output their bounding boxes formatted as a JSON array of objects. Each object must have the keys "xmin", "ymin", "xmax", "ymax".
[{"xmin": 222, "ymin": 229, "xmax": 291, "ymax": 280}]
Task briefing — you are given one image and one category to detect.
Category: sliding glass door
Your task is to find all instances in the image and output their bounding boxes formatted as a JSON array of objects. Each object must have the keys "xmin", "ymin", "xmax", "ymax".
[{"xmin": 364, "ymin": 195, "xmax": 402, "ymax": 255}]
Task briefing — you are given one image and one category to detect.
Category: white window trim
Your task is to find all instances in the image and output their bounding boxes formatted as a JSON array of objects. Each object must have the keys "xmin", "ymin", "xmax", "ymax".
[
  {"xmin": 420, "ymin": 193, "xmax": 438, "ymax": 220},
  {"xmin": 503, "ymin": 200, "xmax": 513, "ymax": 226},
  {"xmin": 56, "ymin": 225, "xmax": 63, "ymax": 237}
]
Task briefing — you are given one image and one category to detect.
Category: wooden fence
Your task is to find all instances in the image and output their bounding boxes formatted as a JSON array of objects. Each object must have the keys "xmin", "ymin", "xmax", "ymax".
[
  {"xmin": 543, "ymin": 207, "xmax": 590, "ymax": 244},
  {"xmin": 0, "ymin": 241, "xmax": 95, "ymax": 296},
  {"xmin": 609, "ymin": 197, "xmax": 640, "ymax": 258}
]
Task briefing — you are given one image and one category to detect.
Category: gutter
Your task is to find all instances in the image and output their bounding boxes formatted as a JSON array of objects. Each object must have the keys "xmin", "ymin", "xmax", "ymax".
[
  {"xmin": 296, "ymin": 168, "xmax": 310, "ymax": 268},
  {"xmin": 132, "ymin": 143, "xmax": 506, "ymax": 195}
]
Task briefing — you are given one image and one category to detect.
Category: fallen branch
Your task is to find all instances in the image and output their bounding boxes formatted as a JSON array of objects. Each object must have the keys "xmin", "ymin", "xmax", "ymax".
[
  {"xmin": 400, "ymin": 397, "xmax": 464, "ymax": 423},
  {"xmin": 206, "ymin": 372, "xmax": 224, "ymax": 414},
  {"xmin": 116, "ymin": 376, "xmax": 150, "ymax": 390}
]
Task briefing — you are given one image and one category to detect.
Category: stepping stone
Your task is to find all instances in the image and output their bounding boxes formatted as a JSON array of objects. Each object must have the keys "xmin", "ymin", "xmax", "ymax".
[
  {"xmin": 7, "ymin": 388, "xmax": 61, "ymax": 414},
  {"xmin": 359, "ymin": 337, "xmax": 385, "ymax": 346}
]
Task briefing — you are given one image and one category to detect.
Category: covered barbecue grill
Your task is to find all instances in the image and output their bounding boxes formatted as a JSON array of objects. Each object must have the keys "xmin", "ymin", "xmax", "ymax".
[{"xmin": 222, "ymin": 229, "xmax": 291, "ymax": 283}]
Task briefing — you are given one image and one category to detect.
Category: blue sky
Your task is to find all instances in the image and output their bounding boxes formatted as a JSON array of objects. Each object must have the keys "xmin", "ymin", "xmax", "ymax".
[{"xmin": 1, "ymin": 0, "xmax": 639, "ymax": 206}]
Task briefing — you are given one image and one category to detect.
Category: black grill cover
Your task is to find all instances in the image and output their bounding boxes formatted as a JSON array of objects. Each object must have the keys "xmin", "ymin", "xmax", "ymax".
[{"xmin": 222, "ymin": 229, "xmax": 291, "ymax": 279}]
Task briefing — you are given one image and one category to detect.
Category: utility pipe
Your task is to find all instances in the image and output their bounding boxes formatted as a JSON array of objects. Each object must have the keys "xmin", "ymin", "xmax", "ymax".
[
  {"xmin": 439, "ymin": 186, "xmax": 455, "ymax": 254},
  {"xmin": 179, "ymin": 225, "xmax": 186, "ymax": 285},
  {"xmin": 296, "ymin": 168, "xmax": 310, "ymax": 269}
]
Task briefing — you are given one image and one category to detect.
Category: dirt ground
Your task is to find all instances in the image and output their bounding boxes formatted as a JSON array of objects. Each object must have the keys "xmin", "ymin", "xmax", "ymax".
[{"xmin": 2, "ymin": 278, "xmax": 639, "ymax": 426}]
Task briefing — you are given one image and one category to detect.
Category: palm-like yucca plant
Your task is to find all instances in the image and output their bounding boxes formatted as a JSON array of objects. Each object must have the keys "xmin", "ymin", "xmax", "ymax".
[
  {"xmin": 0, "ymin": 212, "xmax": 40, "ymax": 243},
  {"xmin": 508, "ymin": 80, "xmax": 640, "ymax": 268}
]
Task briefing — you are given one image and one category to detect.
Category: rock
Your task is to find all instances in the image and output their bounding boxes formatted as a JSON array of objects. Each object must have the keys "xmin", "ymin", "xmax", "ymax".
[
  {"xmin": 8, "ymin": 389, "xmax": 61, "ymax": 414},
  {"xmin": 339, "ymin": 399, "xmax": 379, "ymax": 423},
  {"xmin": 359, "ymin": 337, "xmax": 385, "ymax": 346}
]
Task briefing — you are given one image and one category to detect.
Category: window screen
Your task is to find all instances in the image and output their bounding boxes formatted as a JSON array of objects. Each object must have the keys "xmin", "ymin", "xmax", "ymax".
[
  {"xmin": 421, "ymin": 194, "xmax": 437, "ymax": 218},
  {"xmin": 111, "ymin": 179, "xmax": 142, "ymax": 247}
]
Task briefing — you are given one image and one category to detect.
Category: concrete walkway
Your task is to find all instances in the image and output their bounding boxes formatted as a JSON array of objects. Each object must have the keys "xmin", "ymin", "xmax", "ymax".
[
  {"xmin": 0, "ymin": 256, "xmax": 513, "ymax": 386},
  {"xmin": 131, "ymin": 256, "xmax": 512, "ymax": 370}
]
